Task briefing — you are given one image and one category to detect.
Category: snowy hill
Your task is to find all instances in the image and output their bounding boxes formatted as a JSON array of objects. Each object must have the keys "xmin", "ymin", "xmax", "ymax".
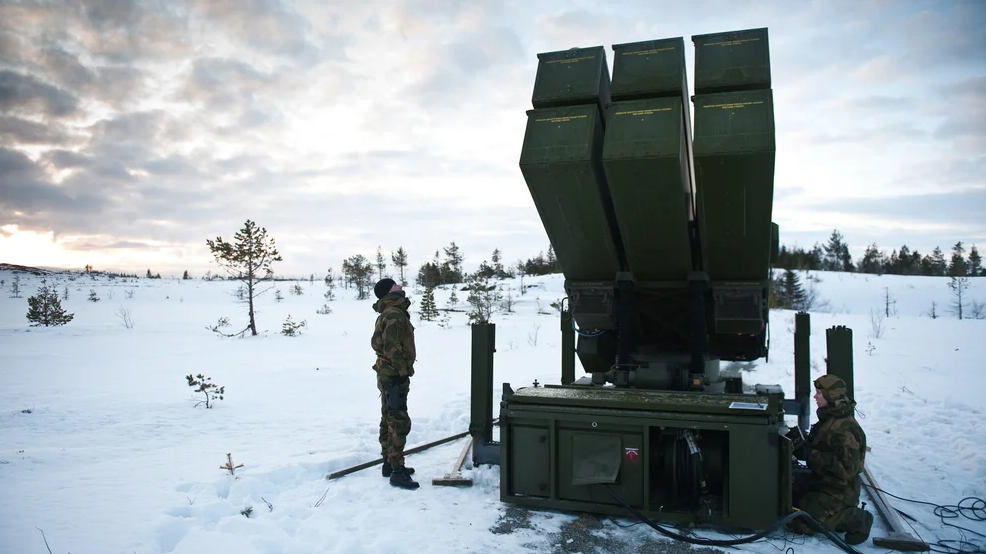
[{"xmin": 1, "ymin": 268, "xmax": 984, "ymax": 554}]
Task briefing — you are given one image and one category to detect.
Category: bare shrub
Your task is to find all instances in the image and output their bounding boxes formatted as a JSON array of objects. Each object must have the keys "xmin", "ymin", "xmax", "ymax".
[
  {"xmin": 869, "ymin": 309, "xmax": 885, "ymax": 339},
  {"xmin": 116, "ymin": 305, "xmax": 134, "ymax": 329},
  {"xmin": 970, "ymin": 300, "xmax": 985, "ymax": 320}
]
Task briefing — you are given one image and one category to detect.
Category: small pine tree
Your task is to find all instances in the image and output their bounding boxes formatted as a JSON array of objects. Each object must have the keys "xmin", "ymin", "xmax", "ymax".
[
  {"xmin": 26, "ymin": 279, "xmax": 75, "ymax": 326},
  {"xmin": 206, "ymin": 219, "xmax": 283, "ymax": 336},
  {"xmin": 467, "ymin": 273, "xmax": 502, "ymax": 324},
  {"xmin": 419, "ymin": 286, "xmax": 439, "ymax": 321},
  {"xmin": 186, "ymin": 373, "xmax": 225, "ymax": 408},
  {"xmin": 375, "ymin": 246, "xmax": 387, "ymax": 280},
  {"xmin": 948, "ymin": 276, "xmax": 969, "ymax": 320},
  {"xmin": 391, "ymin": 247, "xmax": 409, "ymax": 286},
  {"xmin": 282, "ymin": 315, "xmax": 308, "ymax": 336},
  {"xmin": 341, "ymin": 254, "xmax": 374, "ymax": 299},
  {"xmin": 771, "ymin": 269, "xmax": 807, "ymax": 310},
  {"xmin": 323, "ymin": 268, "xmax": 337, "ymax": 300},
  {"xmin": 784, "ymin": 269, "xmax": 806, "ymax": 309}
]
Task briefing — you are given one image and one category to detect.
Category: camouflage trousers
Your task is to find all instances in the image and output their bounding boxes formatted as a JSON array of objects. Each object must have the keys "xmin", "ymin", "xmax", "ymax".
[
  {"xmin": 377, "ymin": 374, "xmax": 412, "ymax": 468},
  {"xmin": 790, "ymin": 482, "xmax": 871, "ymax": 537}
]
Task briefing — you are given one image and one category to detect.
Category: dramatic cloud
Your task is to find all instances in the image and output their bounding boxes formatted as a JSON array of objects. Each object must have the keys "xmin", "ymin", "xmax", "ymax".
[
  {"xmin": 0, "ymin": 69, "xmax": 80, "ymax": 117},
  {"xmin": 0, "ymin": 0, "xmax": 984, "ymax": 275}
]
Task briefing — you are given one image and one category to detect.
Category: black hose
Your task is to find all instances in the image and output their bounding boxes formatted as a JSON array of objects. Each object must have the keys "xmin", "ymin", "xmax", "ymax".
[{"xmin": 602, "ymin": 484, "xmax": 865, "ymax": 554}]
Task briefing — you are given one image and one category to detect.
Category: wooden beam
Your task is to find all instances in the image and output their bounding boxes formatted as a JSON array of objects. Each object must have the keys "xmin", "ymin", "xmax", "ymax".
[
  {"xmin": 862, "ymin": 466, "xmax": 930, "ymax": 551},
  {"xmin": 433, "ymin": 436, "xmax": 474, "ymax": 486}
]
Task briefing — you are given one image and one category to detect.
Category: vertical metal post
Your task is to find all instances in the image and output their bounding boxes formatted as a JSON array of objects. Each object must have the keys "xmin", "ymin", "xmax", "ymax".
[
  {"xmin": 794, "ymin": 312, "xmax": 811, "ymax": 431},
  {"xmin": 470, "ymin": 322, "xmax": 499, "ymax": 466},
  {"xmin": 825, "ymin": 325, "xmax": 854, "ymax": 400},
  {"xmin": 561, "ymin": 307, "xmax": 575, "ymax": 385}
]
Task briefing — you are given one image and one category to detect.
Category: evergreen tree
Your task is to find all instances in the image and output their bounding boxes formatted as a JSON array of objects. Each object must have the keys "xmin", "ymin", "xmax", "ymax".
[
  {"xmin": 475, "ymin": 258, "xmax": 496, "ymax": 280},
  {"xmin": 887, "ymin": 249, "xmax": 900, "ymax": 274},
  {"xmin": 491, "ymin": 248, "xmax": 507, "ymax": 278},
  {"xmin": 416, "ymin": 256, "xmax": 442, "ymax": 288},
  {"xmin": 895, "ymin": 245, "xmax": 920, "ymax": 275},
  {"xmin": 26, "ymin": 279, "xmax": 75, "ymax": 327},
  {"xmin": 418, "ymin": 286, "xmax": 439, "ymax": 321},
  {"xmin": 782, "ymin": 269, "xmax": 806, "ymax": 310},
  {"xmin": 466, "ymin": 272, "xmax": 501, "ymax": 324},
  {"xmin": 922, "ymin": 247, "xmax": 947, "ymax": 276},
  {"xmin": 323, "ymin": 267, "xmax": 336, "ymax": 300},
  {"xmin": 340, "ymin": 258, "xmax": 353, "ymax": 289},
  {"xmin": 858, "ymin": 243, "xmax": 885, "ymax": 274},
  {"xmin": 443, "ymin": 242, "xmax": 464, "ymax": 284},
  {"xmin": 770, "ymin": 269, "xmax": 807, "ymax": 310},
  {"xmin": 968, "ymin": 244, "xmax": 982, "ymax": 276},
  {"xmin": 775, "ymin": 244, "xmax": 823, "ymax": 271},
  {"xmin": 547, "ymin": 244, "xmax": 558, "ymax": 271},
  {"xmin": 949, "ymin": 241, "xmax": 968, "ymax": 276},
  {"xmin": 907, "ymin": 248, "xmax": 923, "ymax": 275},
  {"xmin": 391, "ymin": 246, "xmax": 409, "ymax": 286},
  {"xmin": 375, "ymin": 246, "xmax": 387, "ymax": 280},
  {"xmin": 206, "ymin": 219, "xmax": 283, "ymax": 336},
  {"xmin": 808, "ymin": 243, "xmax": 824, "ymax": 269},
  {"xmin": 342, "ymin": 254, "xmax": 375, "ymax": 299},
  {"xmin": 822, "ymin": 230, "xmax": 845, "ymax": 271}
]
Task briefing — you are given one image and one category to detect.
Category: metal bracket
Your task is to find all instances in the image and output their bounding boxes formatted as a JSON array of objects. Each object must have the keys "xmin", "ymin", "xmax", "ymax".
[{"xmin": 472, "ymin": 437, "xmax": 500, "ymax": 467}]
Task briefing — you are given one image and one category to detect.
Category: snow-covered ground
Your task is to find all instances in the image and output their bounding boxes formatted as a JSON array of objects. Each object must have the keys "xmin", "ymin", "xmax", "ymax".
[{"xmin": 1, "ymin": 267, "xmax": 984, "ymax": 554}]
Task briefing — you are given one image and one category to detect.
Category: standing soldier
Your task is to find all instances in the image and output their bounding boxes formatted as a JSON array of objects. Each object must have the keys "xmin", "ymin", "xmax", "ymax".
[
  {"xmin": 371, "ymin": 278, "xmax": 419, "ymax": 490},
  {"xmin": 791, "ymin": 374, "xmax": 873, "ymax": 544}
]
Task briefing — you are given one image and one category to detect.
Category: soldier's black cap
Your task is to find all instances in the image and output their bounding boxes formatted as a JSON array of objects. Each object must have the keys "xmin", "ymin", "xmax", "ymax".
[{"xmin": 374, "ymin": 278, "xmax": 397, "ymax": 299}]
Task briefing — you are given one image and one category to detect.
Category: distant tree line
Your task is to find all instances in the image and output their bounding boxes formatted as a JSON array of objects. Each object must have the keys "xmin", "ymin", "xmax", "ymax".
[
  {"xmin": 327, "ymin": 242, "xmax": 562, "ymax": 301},
  {"xmin": 775, "ymin": 230, "xmax": 983, "ymax": 277}
]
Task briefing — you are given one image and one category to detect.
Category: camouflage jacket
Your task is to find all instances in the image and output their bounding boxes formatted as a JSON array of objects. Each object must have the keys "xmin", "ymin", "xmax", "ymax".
[
  {"xmin": 371, "ymin": 294, "xmax": 416, "ymax": 378},
  {"xmin": 807, "ymin": 376, "xmax": 866, "ymax": 505}
]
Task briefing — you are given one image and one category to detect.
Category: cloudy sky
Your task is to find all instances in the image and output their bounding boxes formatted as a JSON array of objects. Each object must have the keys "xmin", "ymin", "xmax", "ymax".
[{"xmin": 1, "ymin": 0, "xmax": 983, "ymax": 278}]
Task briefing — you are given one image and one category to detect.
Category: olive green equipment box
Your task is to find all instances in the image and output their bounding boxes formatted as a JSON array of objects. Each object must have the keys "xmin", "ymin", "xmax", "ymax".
[{"xmin": 499, "ymin": 384, "xmax": 792, "ymax": 531}]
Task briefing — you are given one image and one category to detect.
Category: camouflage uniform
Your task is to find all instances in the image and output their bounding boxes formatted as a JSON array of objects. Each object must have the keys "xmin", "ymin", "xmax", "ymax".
[
  {"xmin": 371, "ymin": 291, "xmax": 416, "ymax": 471},
  {"xmin": 791, "ymin": 375, "xmax": 873, "ymax": 545}
]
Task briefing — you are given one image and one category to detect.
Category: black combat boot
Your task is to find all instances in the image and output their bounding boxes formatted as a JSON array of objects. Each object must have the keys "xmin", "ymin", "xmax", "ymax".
[
  {"xmin": 381, "ymin": 456, "xmax": 413, "ymax": 477},
  {"xmin": 390, "ymin": 466, "xmax": 420, "ymax": 489},
  {"xmin": 844, "ymin": 509, "xmax": 874, "ymax": 545}
]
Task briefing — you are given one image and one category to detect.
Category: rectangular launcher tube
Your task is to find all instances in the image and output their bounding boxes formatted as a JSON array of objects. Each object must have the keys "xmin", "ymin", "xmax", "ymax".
[
  {"xmin": 692, "ymin": 28, "xmax": 771, "ymax": 95},
  {"xmin": 519, "ymin": 105, "xmax": 625, "ymax": 281},
  {"xmin": 692, "ymin": 89, "xmax": 776, "ymax": 282},
  {"xmin": 601, "ymin": 97, "xmax": 694, "ymax": 281}
]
